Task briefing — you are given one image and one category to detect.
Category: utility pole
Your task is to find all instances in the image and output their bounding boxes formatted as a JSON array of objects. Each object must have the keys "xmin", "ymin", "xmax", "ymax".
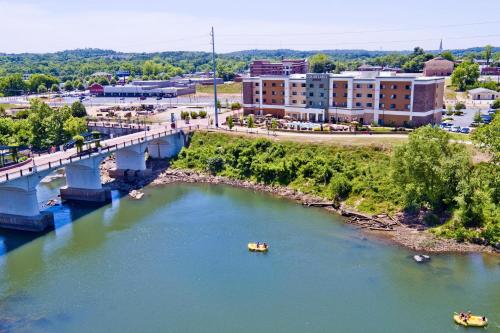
[{"xmin": 211, "ymin": 26, "xmax": 219, "ymax": 127}]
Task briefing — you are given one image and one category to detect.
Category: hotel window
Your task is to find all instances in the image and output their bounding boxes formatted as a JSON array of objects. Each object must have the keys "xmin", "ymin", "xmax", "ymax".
[
  {"xmin": 272, "ymin": 91, "xmax": 276, "ymax": 95},
  {"xmin": 272, "ymin": 99, "xmax": 277, "ymax": 103},
  {"xmin": 380, "ymin": 94, "xmax": 385, "ymax": 98},
  {"xmin": 344, "ymin": 84, "xmax": 348, "ymax": 88},
  {"xmin": 405, "ymin": 94, "xmax": 411, "ymax": 100},
  {"xmin": 366, "ymin": 102, "xmax": 373, "ymax": 107},
  {"xmin": 320, "ymin": 93, "xmax": 324, "ymax": 97},
  {"xmin": 319, "ymin": 101, "xmax": 323, "ymax": 107},
  {"xmin": 302, "ymin": 92, "xmax": 306, "ymax": 96},
  {"xmin": 255, "ymin": 98, "xmax": 259, "ymax": 102},
  {"xmin": 405, "ymin": 104, "xmax": 411, "ymax": 109},
  {"xmin": 309, "ymin": 101, "xmax": 313, "ymax": 106},
  {"xmin": 292, "ymin": 100, "xmax": 297, "ymax": 104},
  {"xmin": 381, "ymin": 84, "xmax": 386, "ymax": 89},
  {"xmin": 281, "ymin": 91, "xmax": 285, "ymax": 95},
  {"xmin": 263, "ymin": 82, "xmax": 267, "ymax": 87},
  {"xmin": 280, "ymin": 83, "xmax": 284, "ymax": 87},
  {"xmin": 302, "ymin": 100, "xmax": 306, "ymax": 104},
  {"xmin": 367, "ymin": 93, "xmax": 373, "ymax": 98},
  {"xmin": 332, "ymin": 93, "xmax": 337, "ymax": 97},
  {"xmin": 356, "ymin": 102, "xmax": 362, "ymax": 107},
  {"xmin": 343, "ymin": 93, "xmax": 348, "ymax": 97},
  {"xmin": 405, "ymin": 85, "xmax": 411, "ymax": 90},
  {"xmin": 390, "ymin": 94, "xmax": 397, "ymax": 99},
  {"xmin": 309, "ymin": 84, "xmax": 314, "ymax": 88},
  {"xmin": 390, "ymin": 104, "xmax": 396, "ymax": 109},
  {"xmin": 333, "ymin": 83, "xmax": 338, "ymax": 88},
  {"xmin": 391, "ymin": 84, "xmax": 397, "ymax": 89},
  {"xmin": 292, "ymin": 91, "xmax": 297, "ymax": 95},
  {"xmin": 255, "ymin": 83, "xmax": 259, "ymax": 87},
  {"xmin": 379, "ymin": 103, "xmax": 385, "ymax": 108},
  {"xmin": 255, "ymin": 90, "xmax": 259, "ymax": 94},
  {"xmin": 263, "ymin": 99, "xmax": 267, "ymax": 103},
  {"xmin": 292, "ymin": 83, "xmax": 297, "ymax": 87},
  {"xmin": 309, "ymin": 92, "xmax": 314, "ymax": 97},
  {"xmin": 318, "ymin": 84, "xmax": 323, "ymax": 88},
  {"xmin": 368, "ymin": 84, "xmax": 373, "ymax": 88},
  {"xmin": 356, "ymin": 93, "xmax": 362, "ymax": 98},
  {"xmin": 271, "ymin": 82, "xmax": 276, "ymax": 87},
  {"xmin": 301, "ymin": 83, "xmax": 306, "ymax": 87},
  {"xmin": 262, "ymin": 90, "xmax": 266, "ymax": 95},
  {"xmin": 356, "ymin": 84, "xmax": 361, "ymax": 88}
]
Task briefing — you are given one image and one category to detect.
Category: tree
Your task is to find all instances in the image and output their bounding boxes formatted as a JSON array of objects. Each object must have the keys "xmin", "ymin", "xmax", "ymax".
[
  {"xmin": 51, "ymin": 83, "xmax": 59, "ymax": 92},
  {"xmin": 198, "ymin": 110, "xmax": 207, "ymax": 118},
  {"xmin": 440, "ymin": 51, "xmax": 454, "ymax": 61},
  {"xmin": 216, "ymin": 100, "xmax": 222, "ymax": 110},
  {"xmin": 28, "ymin": 74, "xmax": 59, "ymax": 93},
  {"xmin": 484, "ymin": 45, "xmax": 493, "ymax": 65},
  {"xmin": 226, "ymin": 116, "xmax": 234, "ymax": 130},
  {"xmin": 64, "ymin": 81, "xmax": 74, "ymax": 91},
  {"xmin": 37, "ymin": 84, "xmax": 47, "ymax": 94},
  {"xmin": 474, "ymin": 111, "xmax": 483, "ymax": 123},
  {"xmin": 70, "ymin": 101, "xmax": 87, "ymax": 117},
  {"xmin": 472, "ymin": 115, "xmax": 499, "ymax": 163},
  {"xmin": 271, "ymin": 118, "xmax": 278, "ymax": 132},
  {"xmin": 247, "ymin": 115, "xmax": 254, "ymax": 129},
  {"xmin": 451, "ymin": 61, "xmax": 480, "ymax": 91},
  {"xmin": 391, "ymin": 126, "xmax": 470, "ymax": 212},
  {"xmin": 309, "ymin": 53, "xmax": 335, "ymax": 73},
  {"xmin": 491, "ymin": 99, "xmax": 500, "ymax": 109},
  {"xmin": 230, "ymin": 102, "xmax": 242, "ymax": 110},
  {"xmin": 64, "ymin": 117, "xmax": 87, "ymax": 137},
  {"xmin": 0, "ymin": 74, "xmax": 27, "ymax": 96},
  {"xmin": 73, "ymin": 135, "xmax": 85, "ymax": 154},
  {"xmin": 97, "ymin": 77, "xmax": 109, "ymax": 86}
]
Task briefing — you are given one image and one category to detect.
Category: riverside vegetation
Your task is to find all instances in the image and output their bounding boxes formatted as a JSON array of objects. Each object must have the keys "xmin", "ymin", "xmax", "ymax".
[{"xmin": 172, "ymin": 123, "xmax": 499, "ymax": 248}]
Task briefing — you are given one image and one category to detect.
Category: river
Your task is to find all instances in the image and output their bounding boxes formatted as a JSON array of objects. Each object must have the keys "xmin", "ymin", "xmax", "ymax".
[{"xmin": 0, "ymin": 181, "xmax": 499, "ymax": 332}]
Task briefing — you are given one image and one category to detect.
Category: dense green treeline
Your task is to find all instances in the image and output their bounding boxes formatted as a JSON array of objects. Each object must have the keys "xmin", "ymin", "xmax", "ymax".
[
  {"xmin": 172, "ymin": 126, "xmax": 499, "ymax": 245},
  {"xmin": 0, "ymin": 100, "xmax": 87, "ymax": 149},
  {"xmin": 1, "ymin": 47, "xmax": 499, "ymax": 96}
]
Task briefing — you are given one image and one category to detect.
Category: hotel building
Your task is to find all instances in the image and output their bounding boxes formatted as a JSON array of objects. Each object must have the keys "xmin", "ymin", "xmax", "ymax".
[{"xmin": 243, "ymin": 71, "xmax": 444, "ymax": 126}]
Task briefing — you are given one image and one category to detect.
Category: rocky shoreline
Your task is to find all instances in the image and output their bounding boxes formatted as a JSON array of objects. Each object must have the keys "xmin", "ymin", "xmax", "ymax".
[{"xmin": 99, "ymin": 157, "xmax": 497, "ymax": 254}]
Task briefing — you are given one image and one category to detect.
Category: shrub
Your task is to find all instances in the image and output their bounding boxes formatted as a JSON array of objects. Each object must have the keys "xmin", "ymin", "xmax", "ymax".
[
  {"xmin": 491, "ymin": 99, "xmax": 500, "ymax": 109},
  {"xmin": 206, "ymin": 156, "xmax": 224, "ymax": 175},
  {"xmin": 454, "ymin": 102, "xmax": 465, "ymax": 111},
  {"xmin": 199, "ymin": 110, "xmax": 207, "ymax": 118},
  {"xmin": 180, "ymin": 111, "xmax": 189, "ymax": 120},
  {"xmin": 329, "ymin": 174, "xmax": 352, "ymax": 200},
  {"xmin": 230, "ymin": 102, "xmax": 242, "ymax": 110},
  {"xmin": 190, "ymin": 111, "xmax": 198, "ymax": 119}
]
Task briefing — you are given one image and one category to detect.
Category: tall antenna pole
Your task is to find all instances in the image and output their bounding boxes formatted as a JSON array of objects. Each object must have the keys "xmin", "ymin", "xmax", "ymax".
[{"xmin": 211, "ymin": 26, "xmax": 219, "ymax": 128}]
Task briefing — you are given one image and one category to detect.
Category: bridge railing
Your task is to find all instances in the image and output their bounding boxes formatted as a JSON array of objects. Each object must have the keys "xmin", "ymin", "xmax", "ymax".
[{"xmin": 0, "ymin": 124, "xmax": 204, "ymax": 184}]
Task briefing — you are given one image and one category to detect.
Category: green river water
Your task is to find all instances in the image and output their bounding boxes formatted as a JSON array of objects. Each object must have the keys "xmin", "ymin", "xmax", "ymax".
[{"xmin": 0, "ymin": 180, "xmax": 499, "ymax": 332}]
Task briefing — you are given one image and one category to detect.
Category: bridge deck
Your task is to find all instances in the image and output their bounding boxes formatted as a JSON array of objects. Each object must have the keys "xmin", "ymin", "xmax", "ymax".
[{"xmin": 0, "ymin": 124, "xmax": 200, "ymax": 184}]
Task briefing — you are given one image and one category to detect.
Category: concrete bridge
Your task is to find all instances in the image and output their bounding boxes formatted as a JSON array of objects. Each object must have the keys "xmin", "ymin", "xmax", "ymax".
[{"xmin": 0, "ymin": 124, "xmax": 196, "ymax": 232}]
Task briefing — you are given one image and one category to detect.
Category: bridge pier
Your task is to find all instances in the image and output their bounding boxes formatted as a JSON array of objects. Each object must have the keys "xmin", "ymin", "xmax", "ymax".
[
  {"xmin": 147, "ymin": 132, "xmax": 185, "ymax": 159},
  {"xmin": 0, "ymin": 173, "xmax": 54, "ymax": 232},
  {"xmin": 60, "ymin": 155, "xmax": 111, "ymax": 203},
  {"xmin": 109, "ymin": 142, "xmax": 151, "ymax": 178}
]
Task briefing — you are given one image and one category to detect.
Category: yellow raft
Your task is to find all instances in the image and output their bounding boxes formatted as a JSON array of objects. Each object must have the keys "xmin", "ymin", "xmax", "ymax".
[
  {"xmin": 248, "ymin": 243, "xmax": 269, "ymax": 252},
  {"xmin": 453, "ymin": 313, "xmax": 488, "ymax": 327}
]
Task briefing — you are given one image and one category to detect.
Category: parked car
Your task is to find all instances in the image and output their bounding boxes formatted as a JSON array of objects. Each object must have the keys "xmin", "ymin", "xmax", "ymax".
[
  {"xmin": 450, "ymin": 126, "xmax": 461, "ymax": 133},
  {"xmin": 460, "ymin": 127, "xmax": 470, "ymax": 134},
  {"xmin": 470, "ymin": 122, "xmax": 480, "ymax": 127},
  {"xmin": 480, "ymin": 115, "xmax": 492, "ymax": 124},
  {"xmin": 139, "ymin": 96, "xmax": 146, "ymax": 100},
  {"xmin": 156, "ymin": 96, "xmax": 162, "ymax": 100}
]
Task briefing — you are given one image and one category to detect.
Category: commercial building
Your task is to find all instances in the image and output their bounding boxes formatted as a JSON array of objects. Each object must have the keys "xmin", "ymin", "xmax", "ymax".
[
  {"xmin": 243, "ymin": 71, "xmax": 445, "ymax": 127},
  {"xmin": 250, "ymin": 59, "xmax": 308, "ymax": 76},
  {"xmin": 468, "ymin": 88, "xmax": 500, "ymax": 100},
  {"xmin": 423, "ymin": 57, "xmax": 454, "ymax": 76}
]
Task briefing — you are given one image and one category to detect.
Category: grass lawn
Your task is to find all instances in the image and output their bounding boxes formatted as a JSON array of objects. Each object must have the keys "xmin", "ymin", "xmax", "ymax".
[{"xmin": 196, "ymin": 82, "xmax": 242, "ymax": 94}]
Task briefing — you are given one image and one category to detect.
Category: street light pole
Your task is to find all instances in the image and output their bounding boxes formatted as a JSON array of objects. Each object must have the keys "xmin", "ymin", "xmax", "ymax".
[{"xmin": 211, "ymin": 27, "xmax": 219, "ymax": 128}]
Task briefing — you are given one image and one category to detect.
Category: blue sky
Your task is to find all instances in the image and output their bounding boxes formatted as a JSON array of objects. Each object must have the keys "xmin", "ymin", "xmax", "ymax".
[{"xmin": 2, "ymin": 0, "xmax": 499, "ymax": 53}]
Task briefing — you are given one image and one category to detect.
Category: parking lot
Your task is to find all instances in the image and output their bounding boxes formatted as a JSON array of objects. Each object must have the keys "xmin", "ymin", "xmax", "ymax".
[{"xmin": 441, "ymin": 108, "xmax": 495, "ymax": 130}]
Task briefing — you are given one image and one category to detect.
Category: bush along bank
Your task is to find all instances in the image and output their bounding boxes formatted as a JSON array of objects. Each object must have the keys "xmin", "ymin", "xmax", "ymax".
[{"xmin": 171, "ymin": 128, "xmax": 499, "ymax": 250}]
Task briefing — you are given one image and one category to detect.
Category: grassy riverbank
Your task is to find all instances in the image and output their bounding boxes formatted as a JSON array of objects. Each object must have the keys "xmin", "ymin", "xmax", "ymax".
[{"xmin": 172, "ymin": 130, "xmax": 499, "ymax": 248}]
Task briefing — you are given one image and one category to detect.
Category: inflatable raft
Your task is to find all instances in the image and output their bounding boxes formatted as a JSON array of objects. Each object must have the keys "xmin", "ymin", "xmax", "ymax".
[
  {"xmin": 248, "ymin": 243, "xmax": 269, "ymax": 252},
  {"xmin": 453, "ymin": 313, "xmax": 488, "ymax": 327}
]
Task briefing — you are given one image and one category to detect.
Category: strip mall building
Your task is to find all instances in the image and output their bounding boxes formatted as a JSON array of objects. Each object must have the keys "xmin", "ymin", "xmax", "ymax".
[{"xmin": 242, "ymin": 71, "xmax": 444, "ymax": 126}]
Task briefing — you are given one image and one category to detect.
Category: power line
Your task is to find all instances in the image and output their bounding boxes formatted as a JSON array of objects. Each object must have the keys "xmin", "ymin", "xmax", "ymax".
[{"xmin": 217, "ymin": 20, "xmax": 500, "ymax": 38}]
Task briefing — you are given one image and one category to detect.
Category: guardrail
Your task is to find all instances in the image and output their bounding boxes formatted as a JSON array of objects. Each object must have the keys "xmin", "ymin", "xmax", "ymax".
[{"xmin": 0, "ymin": 124, "xmax": 203, "ymax": 184}]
